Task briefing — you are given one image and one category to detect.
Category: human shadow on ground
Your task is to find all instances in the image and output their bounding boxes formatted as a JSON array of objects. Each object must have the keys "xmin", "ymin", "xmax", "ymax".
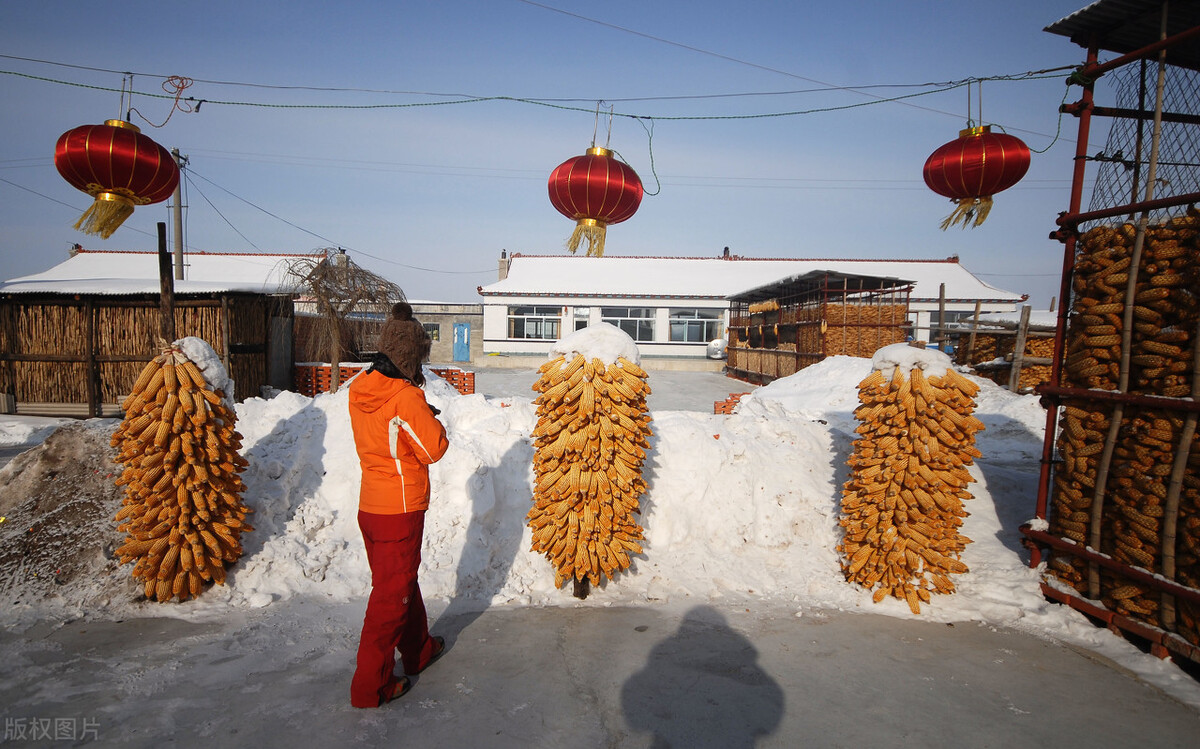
[
  {"xmin": 621, "ymin": 605, "xmax": 784, "ymax": 748},
  {"xmin": 434, "ymin": 438, "xmax": 531, "ymax": 645}
]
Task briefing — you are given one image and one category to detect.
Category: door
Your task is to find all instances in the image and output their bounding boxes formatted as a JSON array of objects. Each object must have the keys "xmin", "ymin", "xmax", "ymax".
[{"xmin": 453, "ymin": 323, "xmax": 470, "ymax": 362}]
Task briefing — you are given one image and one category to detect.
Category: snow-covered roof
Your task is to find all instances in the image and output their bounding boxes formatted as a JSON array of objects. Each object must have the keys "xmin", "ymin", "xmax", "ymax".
[
  {"xmin": 479, "ymin": 254, "xmax": 1025, "ymax": 303},
  {"xmin": 0, "ymin": 249, "xmax": 323, "ymax": 295},
  {"xmin": 973, "ymin": 309, "xmax": 1059, "ymax": 329}
]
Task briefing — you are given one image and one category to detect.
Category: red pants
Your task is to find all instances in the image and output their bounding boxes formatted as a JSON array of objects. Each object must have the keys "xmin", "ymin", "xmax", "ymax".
[{"xmin": 350, "ymin": 510, "xmax": 441, "ymax": 708}]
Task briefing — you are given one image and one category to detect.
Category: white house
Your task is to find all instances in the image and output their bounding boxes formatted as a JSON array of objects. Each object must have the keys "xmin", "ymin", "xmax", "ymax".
[{"xmin": 477, "ymin": 250, "xmax": 1026, "ymax": 366}]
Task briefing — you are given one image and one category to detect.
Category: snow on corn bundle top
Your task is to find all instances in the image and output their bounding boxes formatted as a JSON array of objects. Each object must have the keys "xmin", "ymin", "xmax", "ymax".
[
  {"xmin": 871, "ymin": 342, "xmax": 952, "ymax": 379},
  {"xmin": 550, "ymin": 323, "xmax": 641, "ymax": 367},
  {"xmin": 175, "ymin": 336, "xmax": 235, "ymax": 404}
]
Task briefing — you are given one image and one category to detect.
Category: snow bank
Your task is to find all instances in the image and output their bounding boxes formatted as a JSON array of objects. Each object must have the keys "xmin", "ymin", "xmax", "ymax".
[{"xmin": 3, "ymin": 357, "xmax": 1198, "ymax": 708}]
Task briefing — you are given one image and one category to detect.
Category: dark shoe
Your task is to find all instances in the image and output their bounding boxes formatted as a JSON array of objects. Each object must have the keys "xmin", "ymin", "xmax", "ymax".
[
  {"xmin": 384, "ymin": 676, "xmax": 411, "ymax": 703},
  {"xmin": 409, "ymin": 636, "xmax": 445, "ymax": 675}
]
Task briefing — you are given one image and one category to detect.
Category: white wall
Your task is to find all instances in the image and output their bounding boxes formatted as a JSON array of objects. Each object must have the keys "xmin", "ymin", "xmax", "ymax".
[{"xmin": 481, "ymin": 298, "xmax": 728, "ymax": 359}]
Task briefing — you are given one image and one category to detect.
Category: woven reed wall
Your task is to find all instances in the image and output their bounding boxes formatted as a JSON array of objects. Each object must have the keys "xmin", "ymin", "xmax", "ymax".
[{"xmin": 0, "ymin": 293, "xmax": 287, "ymax": 410}]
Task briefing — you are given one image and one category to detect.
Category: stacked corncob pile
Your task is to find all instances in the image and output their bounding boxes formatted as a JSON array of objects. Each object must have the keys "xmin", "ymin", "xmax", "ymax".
[
  {"xmin": 959, "ymin": 332, "xmax": 1055, "ymax": 390},
  {"xmin": 527, "ymin": 352, "xmax": 652, "ymax": 589},
  {"xmin": 1048, "ymin": 210, "xmax": 1199, "ymax": 639},
  {"xmin": 822, "ymin": 303, "xmax": 909, "ymax": 358},
  {"xmin": 839, "ymin": 357, "xmax": 984, "ymax": 614},
  {"xmin": 110, "ymin": 342, "xmax": 252, "ymax": 602},
  {"xmin": 1062, "ymin": 212, "xmax": 1198, "ymax": 395}
]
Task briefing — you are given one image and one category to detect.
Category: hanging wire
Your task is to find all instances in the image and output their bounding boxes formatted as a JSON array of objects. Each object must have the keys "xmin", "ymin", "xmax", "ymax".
[
  {"xmin": 184, "ymin": 170, "xmax": 260, "ymax": 250},
  {"xmin": 129, "ymin": 76, "xmax": 196, "ymax": 128},
  {"xmin": 632, "ymin": 117, "xmax": 661, "ymax": 196},
  {"xmin": 120, "ymin": 73, "xmax": 133, "ymax": 121},
  {"xmin": 590, "ymin": 101, "xmax": 615, "ymax": 148},
  {"xmin": 978, "ymin": 80, "xmax": 984, "ymax": 127},
  {"xmin": 1027, "ymin": 85, "xmax": 1070, "ymax": 154}
]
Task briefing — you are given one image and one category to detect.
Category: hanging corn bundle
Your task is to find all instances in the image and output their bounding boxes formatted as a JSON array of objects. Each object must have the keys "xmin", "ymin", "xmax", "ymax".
[
  {"xmin": 527, "ymin": 324, "xmax": 652, "ymax": 590},
  {"xmin": 110, "ymin": 338, "xmax": 252, "ymax": 602},
  {"xmin": 838, "ymin": 344, "xmax": 984, "ymax": 614}
]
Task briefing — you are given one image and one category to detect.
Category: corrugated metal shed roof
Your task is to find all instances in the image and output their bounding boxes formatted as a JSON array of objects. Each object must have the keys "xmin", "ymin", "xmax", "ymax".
[
  {"xmin": 1045, "ymin": 0, "xmax": 1200, "ymax": 72},
  {"xmin": 728, "ymin": 270, "xmax": 913, "ymax": 304}
]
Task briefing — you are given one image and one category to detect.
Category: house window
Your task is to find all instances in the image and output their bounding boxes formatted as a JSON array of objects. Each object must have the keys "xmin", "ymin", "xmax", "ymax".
[
  {"xmin": 423, "ymin": 323, "xmax": 440, "ymax": 342},
  {"xmin": 601, "ymin": 307, "xmax": 654, "ymax": 341},
  {"xmin": 574, "ymin": 308, "xmax": 590, "ymax": 331},
  {"xmin": 669, "ymin": 308, "xmax": 723, "ymax": 343},
  {"xmin": 507, "ymin": 306, "xmax": 562, "ymax": 340}
]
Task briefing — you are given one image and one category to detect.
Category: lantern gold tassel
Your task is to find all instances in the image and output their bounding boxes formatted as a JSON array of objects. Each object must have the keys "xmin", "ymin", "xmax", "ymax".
[
  {"xmin": 74, "ymin": 192, "xmax": 136, "ymax": 239},
  {"xmin": 566, "ymin": 218, "xmax": 608, "ymax": 257},
  {"xmin": 939, "ymin": 195, "xmax": 993, "ymax": 231}
]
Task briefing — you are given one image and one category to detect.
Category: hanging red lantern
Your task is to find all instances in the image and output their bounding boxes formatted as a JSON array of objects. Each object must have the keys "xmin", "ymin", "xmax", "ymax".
[
  {"xmin": 54, "ymin": 119, "xmax": 179, "ymax": 239},
  {"xmin": 548, "ymin": 146, "xmax": 643, "ymax": 257},
  {"xmin": 923, "ymin": 125, "xmax": 1030, "ymax": 230}
]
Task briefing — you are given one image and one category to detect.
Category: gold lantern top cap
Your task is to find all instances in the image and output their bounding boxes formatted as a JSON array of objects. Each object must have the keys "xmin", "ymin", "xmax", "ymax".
[
  {"xmin": 959, "ymin": 125, "xmax": 991, "ymax": 138},
  {"xmin": 103, "ymin": 119, "xmax": 142, "ymax": 133},
  {"xmin": 585, "ymin": 146, "xmax": 612, "ymax": 158}
]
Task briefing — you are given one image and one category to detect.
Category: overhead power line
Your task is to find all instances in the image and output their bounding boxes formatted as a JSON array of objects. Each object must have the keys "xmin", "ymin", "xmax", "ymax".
[
  {"xmin": 182, "ymin": 169, "xmax": 494, "ymax": 275},
  {"xmin": 0, "ymin": 60, "xmax": 1072, "ymax": 135}
]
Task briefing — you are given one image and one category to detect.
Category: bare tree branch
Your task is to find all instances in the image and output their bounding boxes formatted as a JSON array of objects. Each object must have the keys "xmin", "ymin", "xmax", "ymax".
[{"xmin": 285, "ymin": 249, "xmax": 405, "ymax": 391}]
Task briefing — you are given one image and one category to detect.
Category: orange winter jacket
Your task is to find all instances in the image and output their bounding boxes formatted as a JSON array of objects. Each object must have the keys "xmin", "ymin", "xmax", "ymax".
[{"xmin": 348, "ymin": 370, "xmax": 449, "ymax": 514}]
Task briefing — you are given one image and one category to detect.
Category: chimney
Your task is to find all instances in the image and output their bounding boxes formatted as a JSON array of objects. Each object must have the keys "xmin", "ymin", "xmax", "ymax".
[
  {"xmin": 70, "ymin": 243, "xmax": 83, "ymax": 257},
  {"xmin": 333, "ymin": 247, "xmax": 348, "ymax": 267},
  {"xmin": 499, "ymin": 249, "xmax": 509, "ymax": 280}
]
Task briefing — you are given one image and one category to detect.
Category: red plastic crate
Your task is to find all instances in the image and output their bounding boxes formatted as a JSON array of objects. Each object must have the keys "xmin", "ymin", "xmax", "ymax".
[
  {"xmin": 713, "ymin": 392, "xmax": 751, "ymax": 415},
  {"xmin": 293, "ymin": 363, "xmax": 369, "ymax": 397},
  {"xmin": 430, "ymin": 368, "xmax": 475, "ymax": 396}
]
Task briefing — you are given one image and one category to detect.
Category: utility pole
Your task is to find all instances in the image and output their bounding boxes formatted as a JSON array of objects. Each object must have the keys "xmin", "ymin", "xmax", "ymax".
[{"xmin": 171, "ymin": 148, "xmax": 187, "ymax": 281}]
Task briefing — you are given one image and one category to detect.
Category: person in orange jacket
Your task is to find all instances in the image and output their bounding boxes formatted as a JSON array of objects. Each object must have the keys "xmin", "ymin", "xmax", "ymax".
[{"xmin": 348, "ymin": 304, "xmax": 449, "ymax": 707}]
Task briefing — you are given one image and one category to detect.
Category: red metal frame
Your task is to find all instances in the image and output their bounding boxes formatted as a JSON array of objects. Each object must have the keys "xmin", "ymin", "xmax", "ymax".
[{"xmin": 1025, "ymin": 12, "xmax": 1200, "ymax": 661}]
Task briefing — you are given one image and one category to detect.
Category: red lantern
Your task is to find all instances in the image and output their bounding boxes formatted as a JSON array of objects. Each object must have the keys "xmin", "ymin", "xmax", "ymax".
[
  {"xmin": 54, "ymin": 119, "xmax": 180, "ymax": 239},
  {"xmin": 923, "ymin": 125, "xmax": 1030, "ymax": 230},
  {"xmin": 548, "ymin": 146, "xmax": 643, "ymax": 257}
]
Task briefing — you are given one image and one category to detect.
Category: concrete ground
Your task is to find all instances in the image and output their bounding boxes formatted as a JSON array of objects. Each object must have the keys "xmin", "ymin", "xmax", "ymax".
[
  {"xmin": 470, "ymin": 365, "xmax": 756, "ymax": 414},
  {"xmin": 0, "ymin": 599, "xmax": 1196, "ymax": 748}
]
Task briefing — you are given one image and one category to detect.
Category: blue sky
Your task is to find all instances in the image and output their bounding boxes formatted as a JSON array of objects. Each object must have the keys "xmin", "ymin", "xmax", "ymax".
[{"xmin": 1, "ymin": 1, "xmax": 1104, "ymax": 304}]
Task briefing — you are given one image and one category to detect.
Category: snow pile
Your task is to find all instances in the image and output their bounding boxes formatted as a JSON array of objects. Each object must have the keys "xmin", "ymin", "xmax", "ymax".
[{"xmin": 0, "ymin": 416, "xmax": 76, "ymax": 449}]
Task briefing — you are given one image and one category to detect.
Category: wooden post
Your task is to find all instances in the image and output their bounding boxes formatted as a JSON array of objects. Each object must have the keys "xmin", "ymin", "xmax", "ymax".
[
  {"xmin": 220, "ymin": 294, "xmax": 232, "ymax": 378},
  {"xmin": 85, "ymin": 297, "xmax": 98, "ymax": 418},
  {"xmin": 158, "ymin": 222, "xmax": 175, "ymax": 343},
  {"xmin": 937, "ymin": 283, "xmax": 947, "ymax": 351},
  {"xmin": 966, "ymin": 300, "xmax": 982, "ymax": 364},
  {"xmin": 1008, "ymin": 305, "xmax": 1032, "ymax": 391}
]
